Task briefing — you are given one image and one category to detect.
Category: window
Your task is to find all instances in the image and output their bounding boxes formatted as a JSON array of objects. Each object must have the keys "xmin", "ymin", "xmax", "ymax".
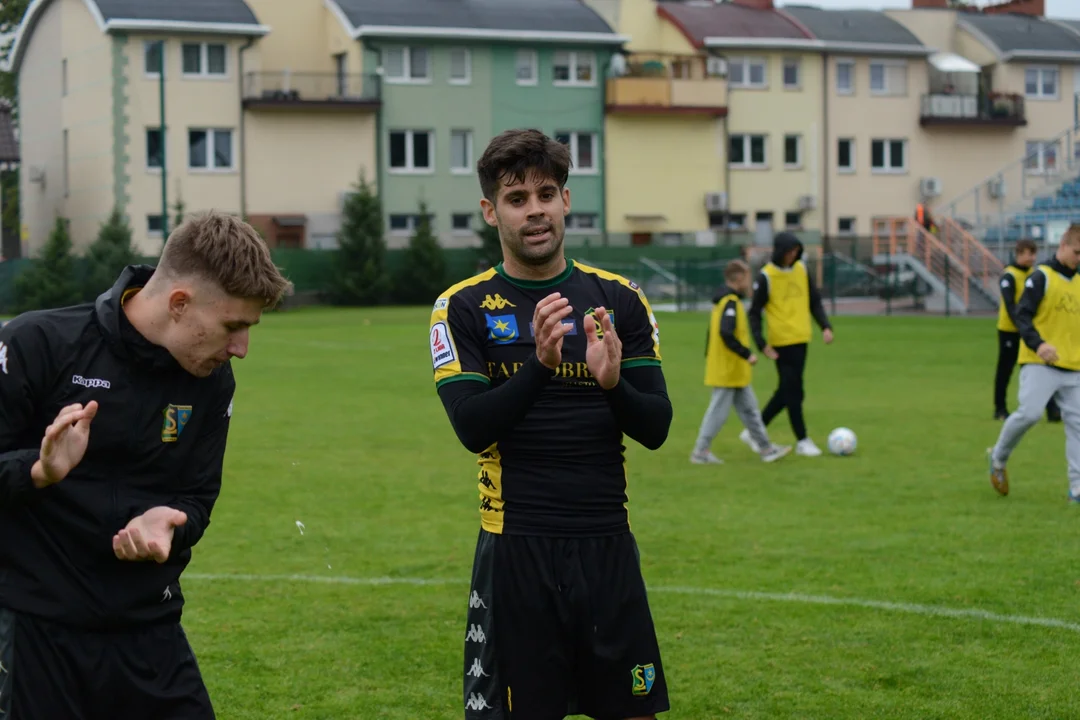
[
  {"xmin": 451, "ymin": 129, "xmax": 473, "ymax": 173},
  {"xmin": 383, "ymin": 46, "xmax": 430, "ymax": 82},
  {"xmin": 335, "ymin": 53, "xmax": 347, "ymax": 96},
  {"xmin": 729, "ymin": 134, "xmax": 767, "ymax": 168},
  {"xmin": 188, "ymin": 129, "xmax": 234, "ymax": 170},
  {"xmin": 784, "ymin": 134, "xmax": 801, "ymax": 168},
  {"xmin": 182, "ymin": 43, "xmax": 226, "ymax": 77},
  {"xmin": 871, "ymin": 139, "xmax": 906, "ymax": 173},
  {"xmin": 726, "ymin": 213, "xmax": 747, "ymax": 229},
  {"xmin": 783, "ymin": 58, "xmax": 800, "ymax": 89},
  {"xmin": 553, "ymin": 51, "xmax": 596, "ymax": 85},
  {"xmin": 144, "ymin": 40, "xmax": 164, "ymax": 76},
  {"xmin": 837, "ymin": 138, "xmax": 855, "ymax": 172},
  {"xmin": 1025, "ymin": 140, "xmax": 1060, "ymax": 174},
  {"xmin": 785, "ymin": 212, "xmax": 801, "ymax": 228},
  {"xmin": 388, "ymin": 214, "xmax": 435, "ymax": 234},
  {"xmin": 836, "ymin": 60, "xmax": 854, "ymax": 94},
  {"xmin": 389, "ymin": 130, "xmax": 434, "ymax": 172},
  {"xmin": 452, "ymin": 213, "xmax": 473, "ymax": 232},
  {"xmin": 566, "ymin": 214, "xmax": 599, "ymax": 232},
  {"xmin": 555, "ymin": 132, "xmax": 596, "ymax": 172},
  {"xmin": 146, "ymin": 128, "xmax": 164, "ymax": 170},
  {"xmin": 869, "ymin": 61, "xmax": 907, "ymax": 96},
  {"xmin": 516, "ymin": 49, "xmax": 538, "ymax": 85},
  {"xmin": 449, "ymin": 48, "xmax": 471, "ymax": 84},
  {"xmin": 148, "ymin": 215, "xmax": 165, "ymax": 236},
  {"xmin": 838, "ymin": 217, "xmax": 856, "ymax": 234},
  {"xmin": 728, "ymin": 56, "xmax": 767, "ymax": 88},
  {"xmin": 1025, "ymin": 66, "xmax": 1058, "ymax": 99}
]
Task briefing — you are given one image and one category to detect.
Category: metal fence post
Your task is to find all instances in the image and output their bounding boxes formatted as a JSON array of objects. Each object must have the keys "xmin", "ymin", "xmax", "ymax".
[
  {"xmin": 944, "ymin": 254, "xmax": 951, "ymax": 317},
  {"xmin": 886, "ymin": 242, "xmax": 892, "ymax": 316}
]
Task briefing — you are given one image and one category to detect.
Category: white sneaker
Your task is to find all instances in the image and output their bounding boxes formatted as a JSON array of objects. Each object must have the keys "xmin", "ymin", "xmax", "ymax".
[
  {"xmin": 690, "ymin": 450, "xmax": 724, "ymax": 465},
  {"xmin": 796, "ymin": 438, "xmax": 823, "ymax": 457},
  {"xmin": 739, "ymin": 429, "xmax": 763, "ymax": 453},
  {"xmin": 761, "ymin": 444, "xmax": 792, "ymax": 463}
]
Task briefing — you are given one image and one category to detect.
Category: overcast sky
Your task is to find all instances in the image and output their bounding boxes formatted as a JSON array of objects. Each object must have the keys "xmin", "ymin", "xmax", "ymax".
[{"xmin": 775, "ymin": 0, "xmax": 1080, "ymax": 19}]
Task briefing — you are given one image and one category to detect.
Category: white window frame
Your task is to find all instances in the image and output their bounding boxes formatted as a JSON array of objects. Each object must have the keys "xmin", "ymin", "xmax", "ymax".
[
  {"xmin": 553, "ymin": 51, "xmax": 597, "ymax": 87},
  {"xmin": 516, "ymin": 49, "xmax": 538, "ymax": 86},
  {"xmin": 450, "ymin": 129, "xmax": 473, "ymax": 175},
  {"xmin": 837, "ymin": 137, "xmax": 855, "ymax": 173},
  {"xmin": 556, "ymin": 131, "xmax": 598, "ymax": 174},
  {"xmin": 729, "ymin": 133, "xmax": 768, "ymax": 169},
  {"xmin": 388, "ymin": 129, "xmax": 435, "ymax": 174},
  {"xmin": 181, "ymin": 42, "xmax": 228, "ymax": 79},
  {"xmin": 871, "ymin": 138, "xmax": 907, "ymax": 174},
  {"xmin": 187, "ymin": 128, "xmax": 235, "ymax": 172},
  {"xmin": 566, "ymin": 213, "xmax": 599, "ymax": 234},
  {"xmin": 728, "ymin": 56, "xmax": 768, "ymax": 89},
  {"xmin": 836, "ymin": 59, "xmax": 855, "ymax": 95},
  {"xmin": 837, "ymin": 217, "xmax": 856, "ymax": 235},
  {"xmin": 1025, "ymin": 65, "xmax": 1059, "ymax": 100},
  {"xmin": 783, "ymin": 134, "xmax": 802, "ymax": 169},
  {"xmin": 449, "ymin": 47, "xmax": 471, "ymax": 85},
  {"xmin": 1025, "ymin": 140, "xmax": 1061, "ymax": 175},
  {"xmin": 143, "ymin": 40, "xmax": 165, "ymax": 78},
  {"xmin": 145, "ymin": 127, "xmax": 166, "ymax": 172},
  {"xmin": 869, "ymin": 60, "xmax": 907, "ymax": 96},
  {"xmin": 382, "ymin": 46, "xmax": 432, "ymax": 84},
  {"xmin": 783, "ymin": 57, "xmax": 801, "ymax": 89}
]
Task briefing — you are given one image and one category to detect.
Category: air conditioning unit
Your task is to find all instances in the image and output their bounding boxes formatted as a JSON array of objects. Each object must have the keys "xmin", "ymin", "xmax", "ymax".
[
  {"xmin": 987, "ymin": 177, "xmax": 1006, "ymax": 199},
  {"xmin": 704, "ymin": 191, "xmax": 727, "ymax": 211},
  {"xmin": 797, "ymin": 194, "xmax": 817, "ymax": 210},
  {"xmin": 920, "ymin": 176, "xmax": 943, "ymax": 198}
]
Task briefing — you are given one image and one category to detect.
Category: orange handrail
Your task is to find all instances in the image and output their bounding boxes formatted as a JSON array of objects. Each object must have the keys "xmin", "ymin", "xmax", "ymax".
[
  {"xmin": 939, "ymin": 216, "xmax": 1003, "ymax": 285},
  {"xmin": 873, "ymin": 217, "xmax": 971, "ymax": 308}
]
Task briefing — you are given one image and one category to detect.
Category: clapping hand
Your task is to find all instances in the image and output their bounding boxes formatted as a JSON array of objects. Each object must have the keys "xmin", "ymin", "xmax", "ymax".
[
  {"xmin": 113, "ymin": 507, "xmax": 188, "ymax": 564},
  {"xmin": 534, "ymin": 292, "xmax": 575, "ymax": 369},
  {"xmin": 585, "ymin": 307, "xmax": 621, "ymax": 390},
  {"xmin": 31, "ymin": 402, "xmax": 98, "ymax": 489}
]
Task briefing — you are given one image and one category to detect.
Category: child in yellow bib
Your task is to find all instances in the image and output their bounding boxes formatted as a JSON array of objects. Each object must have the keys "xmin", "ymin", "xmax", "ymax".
[{"xmin": 691, "ymin": 260, "xmax": 792, "ymax": 464}]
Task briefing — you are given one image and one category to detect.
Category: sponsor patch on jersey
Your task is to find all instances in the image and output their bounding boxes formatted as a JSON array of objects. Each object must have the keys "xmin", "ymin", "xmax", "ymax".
[
  {"xmin": 433, "ymin": 298, "xmax": 448, "ymax": 311},
  {"xmin": 629, "ymin": 280, "xmax": 640, "ymax": 290},
  {"xmin": 430, "ymin": 322, "xmax": 456, "ymax": 369},
  {"xmin": 485, "ymin": 314, "xmax": 520, "ymax": 344}
]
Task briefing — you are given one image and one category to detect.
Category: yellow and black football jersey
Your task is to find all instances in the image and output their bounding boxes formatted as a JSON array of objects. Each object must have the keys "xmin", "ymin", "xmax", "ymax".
[{"xmin": 430, "ymin": 259, "xmax": 665, "ymax": 537}]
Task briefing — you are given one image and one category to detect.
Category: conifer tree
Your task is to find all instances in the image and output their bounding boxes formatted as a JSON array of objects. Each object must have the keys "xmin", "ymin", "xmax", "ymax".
[
  {"xmin": 14, "ymin": 216, "xmax": 81, "ymax": 313},
  {"xmin": 331, "ymin": 170, "xmax": 390, "ymax": 305},
  {"xmin": 393, "ymin": 199, "xmax": 446, "ymax": 305},
  {"xmin": 83, "ymin": 208, "xmax": 137, "ymax": 301}
]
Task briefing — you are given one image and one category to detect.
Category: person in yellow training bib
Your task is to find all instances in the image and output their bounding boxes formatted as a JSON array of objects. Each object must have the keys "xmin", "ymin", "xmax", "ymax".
[
  {"xmin": 747, "ymin": 232, "xmax": 834, "ymax": 457},
  {"xmin": 989, "ymin": 224, "xmax": 1080, "ymax": 500},
  {"xmin": 691, "ymin": 260, "xmax": 792, "ymax": 465},
  {"xmin": 994, "ymin": 239, "xmax": 1061, "ymax": 422}
]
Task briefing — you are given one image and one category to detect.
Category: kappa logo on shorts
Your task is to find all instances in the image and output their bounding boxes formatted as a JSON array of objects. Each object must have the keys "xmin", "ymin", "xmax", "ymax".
[
  {"xmin": 631, "ymin": 663, "xmax": 656, "ymax": 697},
  {"xmin": 161, "ymin": 404, "xmax": 192, "ymax": 443}
]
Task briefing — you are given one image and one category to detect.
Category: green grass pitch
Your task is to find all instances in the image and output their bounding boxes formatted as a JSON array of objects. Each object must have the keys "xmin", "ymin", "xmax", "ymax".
[{"xmin": 179, "ymin": 307, "xmax": 1080, "ymax": 718}]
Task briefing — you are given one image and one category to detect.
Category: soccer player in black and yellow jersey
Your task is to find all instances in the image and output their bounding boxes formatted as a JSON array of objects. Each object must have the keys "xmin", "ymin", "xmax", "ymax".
[
  {"xmin": 989, "ymin": 224, "xmax": 1080, "ymax": 500},
  {"xmin": 691, "ymin": 259, "xmax": 792, "ymax": 465},
  {"xmin": 747, "ymin": 232, "xmax": 833, "ymax": 457},
  {"xmin": 429, "ymin": 129, "xmax": 672, "ymax": 720},
  {"xmin": 994, "ymin": 239, "xmax": 1061, "ymax": 422}
]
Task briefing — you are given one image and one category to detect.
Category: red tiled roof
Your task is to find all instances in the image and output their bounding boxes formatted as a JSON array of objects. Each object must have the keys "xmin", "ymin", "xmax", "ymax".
[{"xmin": 657, "ymin": 1, "xmax": 812, "ymax": 48}]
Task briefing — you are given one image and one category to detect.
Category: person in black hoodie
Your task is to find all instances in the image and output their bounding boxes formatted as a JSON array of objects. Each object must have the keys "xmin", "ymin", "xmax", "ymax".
[
  {"xmin": 0, "ymin": 212, "xmax": 291, "ymax": 719},
  {"xmin": 747, "ymin": 233, "xmax": 833, "ymax": 457}
]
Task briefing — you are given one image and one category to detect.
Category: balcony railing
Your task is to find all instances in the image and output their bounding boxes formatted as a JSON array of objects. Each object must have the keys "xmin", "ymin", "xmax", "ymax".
[
  {"xmin": 920, "ymin": 92, "xmax": 1025, "ymax": 127},
  {"xmin": 606, "ymin": 53, "xmax": 727, "ymax": 116},
  {"xmin": 243, "ymin": 71, "xmax": 380, "ymax": 109}
]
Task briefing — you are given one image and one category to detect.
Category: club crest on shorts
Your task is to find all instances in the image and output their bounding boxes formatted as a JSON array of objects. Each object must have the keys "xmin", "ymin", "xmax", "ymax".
[
  {"xmin": 631, "ymin": 663, "xmax": 655, "ymax": 696},
  {"xmin": 161, "ymin": 404, "xmax": 192, "ymax": 443}
]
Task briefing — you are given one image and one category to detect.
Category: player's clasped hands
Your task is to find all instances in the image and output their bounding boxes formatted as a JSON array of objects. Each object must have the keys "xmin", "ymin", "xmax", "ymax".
[{"xmin": 534, "ymin": 292, "xmax": 575, "ymax": 369}]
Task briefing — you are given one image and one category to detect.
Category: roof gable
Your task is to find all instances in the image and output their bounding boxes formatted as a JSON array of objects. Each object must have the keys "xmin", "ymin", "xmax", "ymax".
[
  {"xmin": 959, "ymin": 13, "xmax": 1080, "ymax": 60},
  {"xmin": 329, "ymin": 0, "xmax": 623, "ymax": 43},
  {"xmin": 782, "ymin": 6, "xmax": 924, "ymax": 47},
  {"xmin": 657, "ymin": 1, "xmax": 809, "ymax": 48}
]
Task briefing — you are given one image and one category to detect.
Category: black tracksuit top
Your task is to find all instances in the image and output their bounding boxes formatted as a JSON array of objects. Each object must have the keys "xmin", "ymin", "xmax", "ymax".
[{"xmin": 0, "ymin": 265, "xmax": 235, "ymax": 630}]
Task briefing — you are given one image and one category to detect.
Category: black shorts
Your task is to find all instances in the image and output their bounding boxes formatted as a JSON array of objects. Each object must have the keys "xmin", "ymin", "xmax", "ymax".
[
  {"xmin": 463, "ymin": 530, "xmax": 669, "ymax": 719},
  {"xmin": 0, "ymin": 608, "xmax": 214, "ymax": 720}
]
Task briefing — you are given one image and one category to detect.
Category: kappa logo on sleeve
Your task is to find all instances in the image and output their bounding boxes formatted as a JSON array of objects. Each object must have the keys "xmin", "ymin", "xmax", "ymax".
[
  {"xmin": 0, "ymin": 341, "xmax": 8, "ymax": 375},
  {"xmin": 431, "ymin": 322, "xmax": 456, "ymax": 369}
]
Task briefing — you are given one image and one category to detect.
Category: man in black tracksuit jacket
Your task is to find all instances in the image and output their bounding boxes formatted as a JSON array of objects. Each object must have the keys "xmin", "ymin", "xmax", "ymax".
[{"xmin": 0, "ymin": 213, "xmax": 290, "ymax": 719}]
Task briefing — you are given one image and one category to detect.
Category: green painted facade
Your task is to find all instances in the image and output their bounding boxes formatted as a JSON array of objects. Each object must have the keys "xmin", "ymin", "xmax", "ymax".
[{"xmin": 367, "ymin": 40, "xmax": 615, "ymax": 244}]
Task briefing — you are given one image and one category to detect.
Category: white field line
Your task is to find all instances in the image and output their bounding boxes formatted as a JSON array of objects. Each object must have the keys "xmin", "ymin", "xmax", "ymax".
[{"xmin": 184, "ymin": 573, "xmax": 1080, "ymax": 633}]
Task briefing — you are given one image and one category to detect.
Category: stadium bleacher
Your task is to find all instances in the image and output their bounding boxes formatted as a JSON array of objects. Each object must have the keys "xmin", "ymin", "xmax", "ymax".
[{"xmin": 983, "ymin": 176, "xmax": 1080, "ymax": 244}]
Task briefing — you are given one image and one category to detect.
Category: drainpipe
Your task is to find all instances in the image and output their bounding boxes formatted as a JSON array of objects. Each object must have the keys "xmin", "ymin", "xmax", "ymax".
[
  {"xmin": 822, "ymin": 51, "xmax": 830, "ymax": 254},
  {"xmin": 365, "ymin": 41, "xmax": 385, "ymax": 214},
  {"xmin": 238, "ymin": 36, "xmax": 256, "ymax": 220},
  {"xmin": 600, "ymin": 49, "xmax": 615, "ymax": 248},
  {"xmin": 710, "ymin": 49, "xmax": 732, "ymax": 248}
]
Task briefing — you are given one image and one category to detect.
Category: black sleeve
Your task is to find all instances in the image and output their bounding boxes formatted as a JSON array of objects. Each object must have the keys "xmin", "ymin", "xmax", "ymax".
[
  {"xmin": 1016, "ymin": 269, "xmax": 1046, "ymax": 352},
  {"xmin": 0, "ymin": 319, "xmax": 49, "ymax": 510},
  {"xmin": 807, "ymin": 270, "xmax": 832, "ymax": 331},
  {"xmin": 1000, "ymin": 272, "xmax": 1019, "ymax": 326},
  {"xmin": 748, "ymin": 272, "xmax": 769, "ymax": 351},
  {"xmin": 437, "ymin": 353, "xmax": 555, "ymax": 454},
  {"xmin": 602, "ymin": 365, "xmax": 672, "ymax": 451},
  {"xmin": 719, "ymin": 298, "xmax": 752, "ymax": 359}
]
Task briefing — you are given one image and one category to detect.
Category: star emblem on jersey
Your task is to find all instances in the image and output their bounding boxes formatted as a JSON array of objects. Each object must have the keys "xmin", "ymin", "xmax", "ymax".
[
  {"xmin": 479, "ymin": 294, "xmax": 516, "ymax": 311},
  {"xmin": 485, "ymin": 314, "xmax": 519, "ymax": 344},
  {"xmin": 631, "ymin": 663, "xmax": 656, "ymax": 696}
]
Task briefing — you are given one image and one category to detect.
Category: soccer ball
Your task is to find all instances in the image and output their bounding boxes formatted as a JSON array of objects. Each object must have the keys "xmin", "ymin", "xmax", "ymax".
[{"xmin": 827, "ymin": 427, "xmax": 857, "ymax": 456}]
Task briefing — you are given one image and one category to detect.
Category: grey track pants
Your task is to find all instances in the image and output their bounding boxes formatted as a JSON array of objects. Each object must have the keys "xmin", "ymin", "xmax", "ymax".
[
  {"xmin": 693, "ymin": 386, "xmax": 771, "ymax": 454},
  {"xmin": 992, "ymin": 364, "xmax": 1080, "ymax": 495}
]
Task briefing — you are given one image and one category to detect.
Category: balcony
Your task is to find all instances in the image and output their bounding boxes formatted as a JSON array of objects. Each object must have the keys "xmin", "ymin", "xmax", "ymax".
[
  {"xmin": 920, "ymin": 92, "xmax": 1026, "ymax": 127},
  {"xmin": 243, "ymin": 71, "xmax": 381, "ymax": 110},
  {"xmin": 606, "ymin": 53, "xmax": 727, "ymax": 117}
]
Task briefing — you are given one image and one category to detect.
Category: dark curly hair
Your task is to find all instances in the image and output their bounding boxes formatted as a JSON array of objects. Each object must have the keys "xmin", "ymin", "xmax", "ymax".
[{"xmin": 477, "ymin": 129, "xmax": 572, "ymax": 203}]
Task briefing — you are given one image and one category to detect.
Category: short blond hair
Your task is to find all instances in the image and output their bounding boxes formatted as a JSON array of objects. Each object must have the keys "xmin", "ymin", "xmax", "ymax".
[
  {"xmin": 1064, "ymin": 223, "xmax": 1080, "ymax": 247},
  {"xmin": 158, "ymin": 211, "xmax": 293, "ymax": 307},
  {"xmin": 724, "ymin": 259, "xmax": 750, "ymax": 283}
]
